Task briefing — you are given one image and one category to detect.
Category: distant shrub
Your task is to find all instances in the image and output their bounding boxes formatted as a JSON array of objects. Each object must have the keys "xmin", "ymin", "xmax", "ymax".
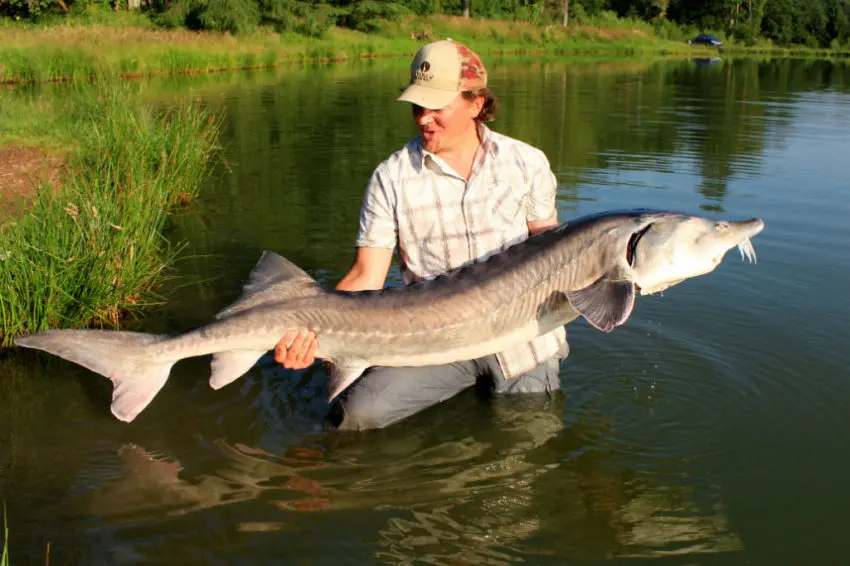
[
  {"xmin": 258, "ymin": 0, "xmax": 294, "ymax": 32},
  {"xmin": 151, "ymin": 0, "xmax": 259, "ymax": 34},
  {"xmin": 338, "ymin": 1, "xmax": 409, "ymax": 33},
  {"xmin": 196, "ymin": 0, "xmax": 260, "ymax": 33},
  {"xmin": 153, "ymin": 1, "xmax": 192, "ymax": 28},
  {"xmin": 293, "ymin": 4, "xmax": 337, "ymax": 37},
  {"xmin": 1, "ymin": 0, "xmax": 71, "ymax": 19}
]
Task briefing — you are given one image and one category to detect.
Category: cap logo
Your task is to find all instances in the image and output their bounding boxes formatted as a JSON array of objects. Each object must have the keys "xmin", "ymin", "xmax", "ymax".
[{"xmin": 415, "ymin": 60, "xmax": 433, "ymax": 82}]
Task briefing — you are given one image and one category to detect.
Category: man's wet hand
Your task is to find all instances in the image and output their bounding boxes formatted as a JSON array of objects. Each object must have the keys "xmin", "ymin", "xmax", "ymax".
[{"xmin": 274, "ymin": 331, "xmax": 318, "ymax": 370}]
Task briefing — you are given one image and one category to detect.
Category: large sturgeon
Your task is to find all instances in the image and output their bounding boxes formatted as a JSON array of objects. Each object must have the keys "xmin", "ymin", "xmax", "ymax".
[{"xmin": 15, "ymin": 210, "xmax": 764, "ymax": 423}]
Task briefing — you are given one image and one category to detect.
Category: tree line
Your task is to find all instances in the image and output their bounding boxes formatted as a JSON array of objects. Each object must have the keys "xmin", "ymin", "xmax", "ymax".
[{"xmin": 1, "ymin": 0, "xmax": 848, "ymax": 48}]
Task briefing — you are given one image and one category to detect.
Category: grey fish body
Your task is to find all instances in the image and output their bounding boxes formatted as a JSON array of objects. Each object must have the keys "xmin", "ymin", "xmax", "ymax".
[{"xmin": 14, "ymin": 210, "xmax": 764, "ymax": 423}]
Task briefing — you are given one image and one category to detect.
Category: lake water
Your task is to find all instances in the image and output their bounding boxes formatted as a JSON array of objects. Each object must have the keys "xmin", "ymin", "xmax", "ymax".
[{"xmin": 2, "ymin": 55, "xmax": 850, "ymax": 564}]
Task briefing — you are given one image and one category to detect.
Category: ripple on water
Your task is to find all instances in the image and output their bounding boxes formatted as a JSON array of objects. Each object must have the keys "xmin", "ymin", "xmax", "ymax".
[
  {"xmin": 563, "ymin": 303, "xmax": 850, "ymax": 483},
  {"xmin": 563, "ymin": 323, "xmax": 755, "ymax": 462}
]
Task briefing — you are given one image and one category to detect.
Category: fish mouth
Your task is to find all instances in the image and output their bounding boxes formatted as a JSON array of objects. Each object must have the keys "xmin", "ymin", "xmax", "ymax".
[
  {"xmin": 732, "ymin": 218, "xmax": 764, "ymax": 264},
  {"xmin": 711, "ymin": 236, "xmax": 757, "ymax": 267}
]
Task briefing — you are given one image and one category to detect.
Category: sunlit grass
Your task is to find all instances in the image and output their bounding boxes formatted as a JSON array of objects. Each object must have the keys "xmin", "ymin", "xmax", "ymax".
[
  {"xmin": 0, "ymin": 84, "xmax": 221, "ymax": 345},
  {"xmin": 0, "ymin": 26, "xmax": 287, "ymax": 82},
  {"xmin": 2, "ymin": 7, "xmax": 849, "ymax": 84},
  {"xmin": 0, "ymin": 14, "xmax": 719, "ymax": 84},
  {"xmin": 2, "ymin": 502, "xmax": 8, "ymax": 566}
]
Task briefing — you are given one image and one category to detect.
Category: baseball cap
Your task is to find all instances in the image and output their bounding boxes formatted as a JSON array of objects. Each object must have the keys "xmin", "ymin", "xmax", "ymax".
[{"xmin": 397, "ymin": 39, "xmax": 488, "ymax": 110}]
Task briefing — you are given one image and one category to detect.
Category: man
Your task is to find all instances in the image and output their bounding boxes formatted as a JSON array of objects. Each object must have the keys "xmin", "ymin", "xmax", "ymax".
[{"xmin": 275, "ymin": 39, "xmax": 568, "ymax": 430}]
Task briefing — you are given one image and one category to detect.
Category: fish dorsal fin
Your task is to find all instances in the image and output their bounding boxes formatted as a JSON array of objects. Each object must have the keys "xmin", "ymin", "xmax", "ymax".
[
  {"xmin": 567, "ymin": 274, "xmax": 635, "ymax": 333},
  {"xmin": 215, "ymin": 251, "xmax": 320, "ymax": 319}
]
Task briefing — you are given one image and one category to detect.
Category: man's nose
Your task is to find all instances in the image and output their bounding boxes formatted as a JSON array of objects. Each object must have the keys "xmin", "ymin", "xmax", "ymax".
[
  {"xmin": 413, "ymin": 106, "xmax": 435, "ymax": 124},
  {"xmin": 417, "ymin": 111, "xmax": 434, "ymax": 125}
]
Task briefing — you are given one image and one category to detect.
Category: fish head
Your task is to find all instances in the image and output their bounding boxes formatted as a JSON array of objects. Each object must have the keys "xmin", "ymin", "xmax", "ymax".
[{"xmin": 628, "ymin": 214, "xmax": 764, "ymax": 295}]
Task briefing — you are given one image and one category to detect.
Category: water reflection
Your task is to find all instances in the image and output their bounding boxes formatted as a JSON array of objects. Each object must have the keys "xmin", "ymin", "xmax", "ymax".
[
  {"xmin": 693, "ymin": 57, "xmax": 723, "ymax": 66},
  {"xmin": 60, "ymin": 390, "xmax": 743, "ymax": 563}
]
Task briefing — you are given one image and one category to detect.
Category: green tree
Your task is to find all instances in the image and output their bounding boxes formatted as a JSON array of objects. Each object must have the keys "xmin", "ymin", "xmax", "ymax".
[{"xmin": 825, "ymin": 0, "xmax": 850, "ymax": 46}]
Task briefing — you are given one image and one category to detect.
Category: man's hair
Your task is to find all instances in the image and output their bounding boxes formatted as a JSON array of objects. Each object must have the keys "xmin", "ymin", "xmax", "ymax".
[{"xmin": 462, "ymin": 88, "xmax": 497, "ymax": 123}]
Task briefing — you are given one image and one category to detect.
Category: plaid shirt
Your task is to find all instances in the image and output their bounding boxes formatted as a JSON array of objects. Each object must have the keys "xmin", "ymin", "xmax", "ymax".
[{"xmin": 356, "ymin": 124, "xmax": 568, "ymax": 378}]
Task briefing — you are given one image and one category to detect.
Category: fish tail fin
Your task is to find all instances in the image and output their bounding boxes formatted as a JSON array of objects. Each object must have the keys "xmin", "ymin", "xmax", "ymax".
[{"xmin": 15, "ymin": 329, "xmax": 174, "ymax": 423}]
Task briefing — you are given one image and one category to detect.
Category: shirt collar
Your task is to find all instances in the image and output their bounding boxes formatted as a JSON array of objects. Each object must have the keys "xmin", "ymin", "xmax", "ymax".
[{"xmin": 412, "ymin": 123, "xmax": 499, "ymax": 172}]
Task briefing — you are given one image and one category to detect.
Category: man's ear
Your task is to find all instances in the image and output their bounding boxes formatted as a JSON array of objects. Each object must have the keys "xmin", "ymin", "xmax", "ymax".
[{"xmin": 472, "ymin": 95, "xmax": 485, "ymax": 116}]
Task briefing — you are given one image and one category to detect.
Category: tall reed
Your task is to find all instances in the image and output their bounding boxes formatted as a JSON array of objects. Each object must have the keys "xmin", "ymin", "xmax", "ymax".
[
  {"xmin": 2, "ymin": 502, "xmax": 8, "ymax": 566},
  {"xmin": 0, "ymin": 84, "xmax": 221, "ymax": 345}
]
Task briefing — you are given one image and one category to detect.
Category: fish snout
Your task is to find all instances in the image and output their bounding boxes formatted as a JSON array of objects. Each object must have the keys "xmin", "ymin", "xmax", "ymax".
[{"xmin": 740, "ymin": 218, "xmax": 765, "ymax": 237}]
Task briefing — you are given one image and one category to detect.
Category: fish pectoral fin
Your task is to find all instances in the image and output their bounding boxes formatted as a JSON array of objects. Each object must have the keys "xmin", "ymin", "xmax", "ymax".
[
  {"xmin": 327, "ymin": 363, "xmax": 368, "ymax": 402},
  {"xmin": 567, "ymin": 277, "xmax": 635, "ymax": 333},
  {"xmin": 209, "ymin": 349, "xmax": 267, "ymax": 390}
]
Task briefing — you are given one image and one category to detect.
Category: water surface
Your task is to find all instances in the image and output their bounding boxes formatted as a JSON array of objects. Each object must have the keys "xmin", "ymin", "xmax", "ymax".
[{"xmin": 2, "ymin": 56, "xmax": 850, "ymax": 564}]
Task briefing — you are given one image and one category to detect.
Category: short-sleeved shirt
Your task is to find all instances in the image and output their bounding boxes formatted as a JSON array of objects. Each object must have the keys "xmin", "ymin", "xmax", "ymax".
[{"xmin": 355, "ymin": 124, "xmax": 568, "ymax": 378}]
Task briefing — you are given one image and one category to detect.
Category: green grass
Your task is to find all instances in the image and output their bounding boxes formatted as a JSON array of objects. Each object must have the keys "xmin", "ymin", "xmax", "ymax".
[
  {"xmin": 722, "ymin": 41, "xmax": 850, "ymax": 59},
  {"xmin": 1, "ymin": 9, "xmax": 849, "ymax": 85},
  {"xmin": 0, "ymin": 92, "xmax": 75, "ymax": 150},
  {"xmin": 2, "ymin": 502, "xmax": 7, "ymax": 566},
  {"xmin": 0, "ymin": 84, "xmax": 221, "ymax": 346},
  {"xmin": 0, "ymin": 13, "xmax": 748, "ymax": 85}
]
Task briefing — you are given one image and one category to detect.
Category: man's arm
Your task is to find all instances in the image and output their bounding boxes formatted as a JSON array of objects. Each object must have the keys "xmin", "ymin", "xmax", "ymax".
[
  {"xmin": 274, "ymin": 247, "xmax": 393, "ymax": 369},
  {"xmin": 335, "ymin": 247, "xmax": 393, "ymax": 292},
  {"xmin": 525, "ymin": 148, "xmax": 559, "ymax": 237},
  {"xmin": 527, "ymin": 218, "xmax": 559, "ymax": 236}
]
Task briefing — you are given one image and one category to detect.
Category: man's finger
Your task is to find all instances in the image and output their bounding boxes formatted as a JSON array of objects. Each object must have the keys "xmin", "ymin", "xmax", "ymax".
[
  {"xmin": 275, "ymin": 331, "xmax": 298, "ymax": 365},
  {"xmin": 305, "ymin": 333, "xmax": 319, "ymax": 363},
  {"xmin": 283, "ymin": 331, "xmax": 298, "ymax": 348},
  {"xmin": 286, "ymin": 331, "xmax": 307, "ymax": 365},
  {"xmin": 292, "ymin": 332, "xmax": 312, "ymax": 365},
  {"xmin": 274, "ymin": 338, "xmax": 288, "ymax": 364},
  {"xmin": 289, "ymin": 331, "xmax": 317, "ymax": 369}
]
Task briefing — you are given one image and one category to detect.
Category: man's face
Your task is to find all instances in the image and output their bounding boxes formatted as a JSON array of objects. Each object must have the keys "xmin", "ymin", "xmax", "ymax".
[{"xmin": 412, "ymin": 93, "xmax": 483, "ymax": 154}]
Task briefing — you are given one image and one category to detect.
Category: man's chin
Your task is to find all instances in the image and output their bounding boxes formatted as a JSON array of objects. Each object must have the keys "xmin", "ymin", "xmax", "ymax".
[{"xmin": 422, "ymin": 140, "xmax": 441, "ymax": 153}]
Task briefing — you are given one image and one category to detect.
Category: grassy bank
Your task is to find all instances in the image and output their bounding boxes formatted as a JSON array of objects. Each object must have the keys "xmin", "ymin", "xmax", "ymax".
[
  {"xmin": 0, "ymin": 85, "xmax": 220, "ymax": 346},
  {"xmin": 2, "ymin": 503, "xmax": 7, "ymax": 566},
  {"xmin": 0, "ymin": 14, "xmax": 737, "ymax": 85},
  {"xmin": 3, "ymin": 4, "xmax": 850, "ymax": 85},
  {"xmin": 721, "ymin": 42, "xmax": 850, "ymax": 59}
]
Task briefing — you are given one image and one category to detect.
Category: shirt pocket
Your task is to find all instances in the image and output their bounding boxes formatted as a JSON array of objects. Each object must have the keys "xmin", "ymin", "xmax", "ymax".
[{"xmin": 488, "ymin": 183, "xmax": 527, "ymax": 227}]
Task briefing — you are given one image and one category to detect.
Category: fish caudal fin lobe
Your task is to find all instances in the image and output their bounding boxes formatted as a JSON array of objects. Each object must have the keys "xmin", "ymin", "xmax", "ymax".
[
  {"xmin": 567, "ymin": 276, "xmax": 636, "ymax": 333},
  {"xmin": 111, "ymin": 361, "xmax": 175, "ymax": 423},
  {"xmin": 14, "ymin": 329, "xmax": 173, "ymax": 423},
  {"xmin": 209, "ymin": 350, "xmax": 267, "ymax": 390}
]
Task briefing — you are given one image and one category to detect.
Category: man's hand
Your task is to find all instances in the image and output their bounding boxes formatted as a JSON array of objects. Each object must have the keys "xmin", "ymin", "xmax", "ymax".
[
  {"xmin": 275, "ymin": 246, "xmax": 391, "ymax": 371},
  {"xmin": 274, "ymin": 331, "xmax": 318, "ymax": 370}
]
